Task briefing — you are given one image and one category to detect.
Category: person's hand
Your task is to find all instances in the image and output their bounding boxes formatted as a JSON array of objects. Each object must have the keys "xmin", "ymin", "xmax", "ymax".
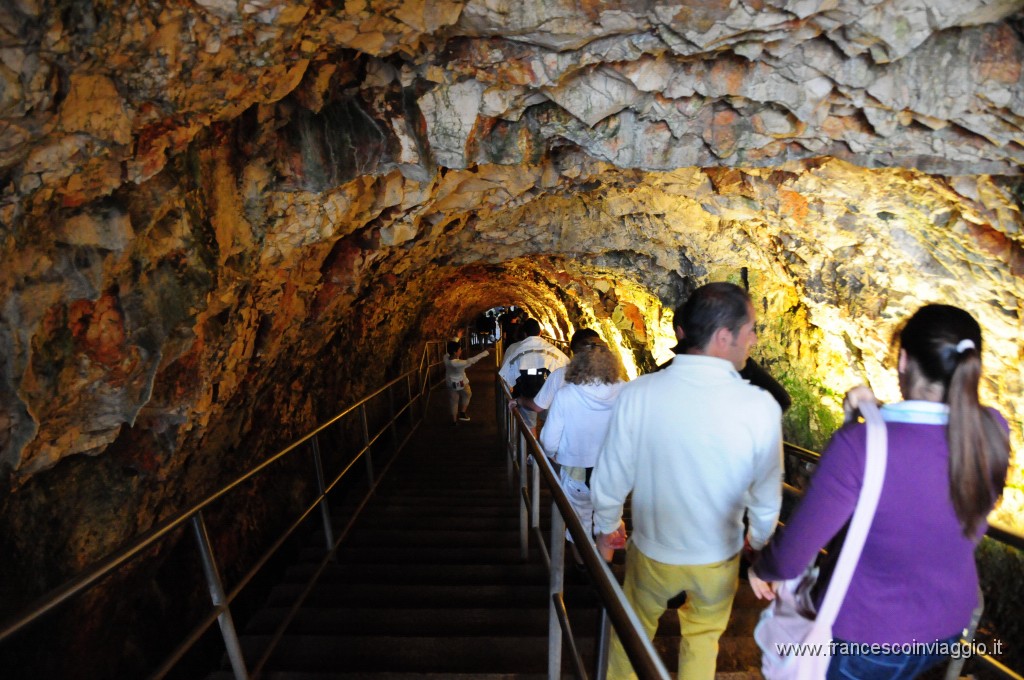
[
  {"xmin": 748, "ymin": 571, "xmax": 777, "ymax": 601},
  {"xmin": 843, "ymin": 385, "xmax": 878, "ymax": 423},
  {"xmin": 741, "ymin": 536, "xmax": 758, "ymax": 563},
  {"xmin": 508, "ymin": 399, "xmax": 519, "ymax": 413},
  {"xmin": 597, "ymin": 521, "xmax": 627, "ymax": 561}
]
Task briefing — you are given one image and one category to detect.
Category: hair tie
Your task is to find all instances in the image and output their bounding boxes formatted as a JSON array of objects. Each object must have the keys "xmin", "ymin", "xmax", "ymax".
[{"xmin": 955, "ymin": 339, "xmax": 976, "ymax": 354}]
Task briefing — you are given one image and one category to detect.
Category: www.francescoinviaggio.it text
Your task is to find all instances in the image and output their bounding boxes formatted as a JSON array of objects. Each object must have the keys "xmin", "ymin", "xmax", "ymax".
[{"xmin": 776, "ymin": 639, "xmax": 1004, "ymax": 660}]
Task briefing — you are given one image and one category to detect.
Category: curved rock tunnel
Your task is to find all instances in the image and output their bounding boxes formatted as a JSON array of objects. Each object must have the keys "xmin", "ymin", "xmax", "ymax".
[{"xmin": 2, "ymin": 0, "xmax": 1024, "ymax": 675}]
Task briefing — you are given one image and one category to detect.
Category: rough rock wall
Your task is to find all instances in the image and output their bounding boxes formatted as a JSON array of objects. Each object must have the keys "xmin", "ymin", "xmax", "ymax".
[{"xmin": 1, "ymin": 0, "xmax": 1024, "ymax": 674}]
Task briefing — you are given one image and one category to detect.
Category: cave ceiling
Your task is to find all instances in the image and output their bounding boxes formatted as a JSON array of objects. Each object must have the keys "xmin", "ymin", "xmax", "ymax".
[{"xmin": 1, "ymin": 0, "xmax": 1023, "ymax": 529}]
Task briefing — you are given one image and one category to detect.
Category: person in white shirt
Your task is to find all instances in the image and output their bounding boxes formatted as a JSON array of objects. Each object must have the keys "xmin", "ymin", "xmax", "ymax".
[
  {"xmin": 498, "ymin": 318, "xmax": 568, "ymax": 429},
  {"xmin": 443, "ymin": 340, "xmax": 489, "ymax": 425},
  {"xmin": 591, "ymin": 282, "xmax": 783, "ymax": 680},
  {"xmin": 517, "ymin": 328, "xmax": 601, "ymax": 415},
  {"xmin": 539, "ymin": 337, "xmax": 626, "ymax": 555}
]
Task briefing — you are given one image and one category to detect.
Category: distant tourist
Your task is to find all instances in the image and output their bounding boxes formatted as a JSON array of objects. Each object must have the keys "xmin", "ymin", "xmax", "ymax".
[
  {"xmin": 443, "ymin": 340, "xmax": 489, "ymax": 425},
  {"xmin": 517, "ymin": 328, "xmax": 601, "ymax": 415},
  {"xmin": 539, "ymin": 337, "xmax": 626, "ymax": 560},
  {"xmin": 499, "ymin": 318, "xmax": 568, "ymax": 430}
]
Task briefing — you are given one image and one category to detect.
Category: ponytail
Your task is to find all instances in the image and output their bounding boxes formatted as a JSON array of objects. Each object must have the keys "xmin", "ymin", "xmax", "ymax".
[
  {"xmin": 899, "ymin": 305, "xmax": 1010, "ymax": 538},
  {"xmin": 946, "ymin": 346, "xmax": 1009, "ymax": 537}
]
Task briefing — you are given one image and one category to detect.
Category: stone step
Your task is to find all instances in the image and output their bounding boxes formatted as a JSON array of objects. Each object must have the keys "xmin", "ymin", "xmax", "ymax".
[
  {"xmin": 336, "ymin": 504, "xmax": 522, "ymax": 519},
  {"xmin": 243, "ymin": 604, "xmax": 761, "ymax": 639},
  {"xmin": 264, "ymin": 582, "xmax": 601, "ymax": 609},
  {"xmin": 282, "ymin": 561, "xmax": 549, "ymax": 585},
  {"xmin": 209, "ymin": 673, "xmax": 559, "ymax": 680},
  {"xmin": 318, "ymin": 514, "xmax": 523, "ymax": 533},
  {"xmin": 239, "ymin": 633, "xmax": 761, "ymax": 675},
  {"xmin": 335, "ymin": 528, "xmax": 523, "ymax": 548},
  {"xmin": 243, "ymin": 634, "xmax": 571, "ymax": 674},
  {"xmin": 341, "ymin": 494, "xmax": 523, "ymax": 508},
  {"xmin": 209, "ymin": 673, "xmax": 760, "ymax": 680},
  {"xmin": 297, "ymin": 545, "xmax": 527, "ymax": 564},
  {"xmin": 243, "ymin": 606, "xmax": 569, "ymax": 636}
]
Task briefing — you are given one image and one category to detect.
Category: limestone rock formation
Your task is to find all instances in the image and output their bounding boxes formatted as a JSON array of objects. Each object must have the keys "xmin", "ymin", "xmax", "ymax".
[{"xmin": 1, "ymin": 1, "xmax": 1023, "ymax": 675}]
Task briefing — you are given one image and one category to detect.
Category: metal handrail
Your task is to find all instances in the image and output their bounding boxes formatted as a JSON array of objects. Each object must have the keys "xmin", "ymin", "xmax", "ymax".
[
  {"xmin": 542, "ymin": 334, "xmax": 570, "ymax": 354},
  {"xmin": 782, "ymin": 443, "xmax": 1024, "ymax": 551},
  {"xmin": 496, "ymin": 376, "xmax": 670, "ymax": 680},
  {"xmin": 0, "ymin": 341, "xmax": 448, "ymax": 680}
]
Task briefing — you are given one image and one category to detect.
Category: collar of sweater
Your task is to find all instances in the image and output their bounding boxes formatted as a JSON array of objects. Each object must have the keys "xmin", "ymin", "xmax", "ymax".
[
  {"xmin": 881, "ymin": 400, "xmax": 949, "ymax": 425},
  {"xmin": 666, "ymin": 353, "xmax": 741, "ymax": 377}
]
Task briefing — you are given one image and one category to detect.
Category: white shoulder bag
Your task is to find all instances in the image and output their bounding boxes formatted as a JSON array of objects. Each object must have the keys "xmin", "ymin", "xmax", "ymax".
[{"xmin": 754, "ymin": 401, "xmax": 888, "ymax": 680}]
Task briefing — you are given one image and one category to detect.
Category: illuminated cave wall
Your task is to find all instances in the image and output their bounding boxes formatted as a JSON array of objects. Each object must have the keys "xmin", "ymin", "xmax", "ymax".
[{"xmin": 1, "ymin": 0, "xmax": 1023, "ymax": 627}]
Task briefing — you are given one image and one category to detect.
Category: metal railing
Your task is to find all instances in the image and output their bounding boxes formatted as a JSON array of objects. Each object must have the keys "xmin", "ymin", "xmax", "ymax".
[
  {"xmin": 781, "ymin": 442, "xmax": 1024, "ymax": 552},
  {"xmin": 543, "ymin": 334, "xmax": 571, "ymax": 354},
  {"xmin": 0, "ymin": 340, "xmax": 449, "ymax": 680},
  {"xmin": 496, "ymin": 376, "xmax": 670, "ymax": 680}
]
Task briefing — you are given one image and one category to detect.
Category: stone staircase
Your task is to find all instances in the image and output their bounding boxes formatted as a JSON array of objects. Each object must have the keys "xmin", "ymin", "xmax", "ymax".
[{"xmin": 208, "ymin": 361, "xmax": 766, "ymax": 679}]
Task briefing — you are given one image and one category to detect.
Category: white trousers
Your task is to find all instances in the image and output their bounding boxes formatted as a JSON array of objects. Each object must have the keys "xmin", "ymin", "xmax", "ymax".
[{"xmin": 447, "ymin": 384, "xmax": 471, "ymax": 420}]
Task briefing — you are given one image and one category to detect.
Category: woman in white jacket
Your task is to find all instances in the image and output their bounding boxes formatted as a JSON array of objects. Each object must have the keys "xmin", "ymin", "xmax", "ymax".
[
  {"xmin": 444, "ymin": 340, "xmax": 489, "ymax": 424},
  {"xmin": 540, "ymin": 338, "xmax": 626, "ymax": 554}
]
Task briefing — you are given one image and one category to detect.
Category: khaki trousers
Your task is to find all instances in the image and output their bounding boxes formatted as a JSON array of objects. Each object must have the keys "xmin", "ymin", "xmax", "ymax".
[{"xmin": 606, "ymin": 546, "xmax": 740, "ymax": 680}]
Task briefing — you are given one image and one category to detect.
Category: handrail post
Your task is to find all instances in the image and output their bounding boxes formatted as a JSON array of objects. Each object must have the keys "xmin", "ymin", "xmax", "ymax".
[
  {"xmin": 388, "ymin": 385, "xmax": 399, "ymax": 451},
  {"xmin": 946, "ymin": 586, "xmax": 985, "ymax": 680},
  {"xmin": 422, "ymin": 354, "xmax": 434, "ymax": 413},
  {"xmin": 406, "ymin": 373, "xmax": 416, "ymax": 428},
  {"xmin": 548, "ymin": 502, "xmax": 566, "ymax": 680},
  {"xmin": 531, "ymin": 451, "xmax": 541, "ymax": 529},
  {"xmin": 596, "ymin": 608, "xmax": 612, "ymax": 680},
  {"xmin": 504, "ymin": 390, "xmax": 513, "ymax": 489},
  {"xmin": 310, "ymin": 435, "xmax": 335, "ymax": 553},
  {"xmin": 519, "ymin": 430, "xmax": 529, "ymax": 560},
  {"xmin": 190, "ymin": 513, "xmax": 249, "ymax": 680},
  {"xmin": 360, "ymin": 403, "xmax": 375, "ymax": 485}
]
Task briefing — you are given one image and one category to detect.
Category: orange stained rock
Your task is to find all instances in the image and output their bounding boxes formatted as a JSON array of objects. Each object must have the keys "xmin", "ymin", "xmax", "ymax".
[
  {"xmin": 57, "ymin": 74, "xmax": 133, "ymax": 145},
  {"xmin": 709, "ymin": 58, "xmax": 747, "ymax": 96},
  {"xmin": 68, "ymin": 294, "xmax": 129, "ymax": 367},
  {"xmin": 618, "ymin": 302, "xmax": 647, "ymax": 341},
  {"xmin": 742, "ymin": 139, "xmax": 789, "ymax": 162},
  {"xmin": 709, "ymin": 108, "xmax": 740, "ymax": 157},
  {"xmin": 821, "ymin": 114, "xmax": 873, "ymax": 139},
  {"xmin": 778, "ymin": 188, "xmax": 809, "ymax": 226},
  {"xmin": 978, "ymin": 24, "xmax": 1023, "ymax": 84},
  {"xmin": 58, "ymin": 157, "xmax": 126, "ymax": 208}
]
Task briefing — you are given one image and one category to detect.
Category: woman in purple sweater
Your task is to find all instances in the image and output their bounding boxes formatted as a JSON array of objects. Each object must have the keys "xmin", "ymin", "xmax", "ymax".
[{"xmin": 749, "ymin": 305, "xmax": 1010, "ymax": 679}]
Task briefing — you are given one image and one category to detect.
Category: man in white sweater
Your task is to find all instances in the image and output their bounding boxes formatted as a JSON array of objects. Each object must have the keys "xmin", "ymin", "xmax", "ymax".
[{"xmin": 591, "ymin": 282, "xmax": 783, "ymax": 680}]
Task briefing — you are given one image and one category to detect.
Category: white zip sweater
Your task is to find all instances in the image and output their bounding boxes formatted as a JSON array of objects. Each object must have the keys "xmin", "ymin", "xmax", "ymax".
[
  {"xmin": 444, "ymin": 350, "xmax": 489, "ymax": 386},
  {"xmin": 539, "ymin": 380, "xmax": 626, "ymax": 468},
  {"xmin": 591, "ymin": 354, "xmax": 783, "ymax": 565}
]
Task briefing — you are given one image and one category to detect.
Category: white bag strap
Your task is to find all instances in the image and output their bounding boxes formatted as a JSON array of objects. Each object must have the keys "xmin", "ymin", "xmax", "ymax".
[{"xmin": 814, "ymin": 401, "xmax": 888, "ymax": 627}]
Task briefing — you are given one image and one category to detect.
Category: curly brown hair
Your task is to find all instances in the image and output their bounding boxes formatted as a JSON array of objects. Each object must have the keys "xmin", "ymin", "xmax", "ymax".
[{"xmin": 564, "ymin": 340, "xmax": 626, "ymax": 385}]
